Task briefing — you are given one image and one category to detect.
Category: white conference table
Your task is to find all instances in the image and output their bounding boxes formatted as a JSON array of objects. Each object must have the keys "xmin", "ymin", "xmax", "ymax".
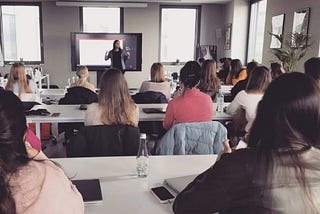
[
  {"xmin": 54, "ymin": 155, "xmax": 217, "ymax": 214},
  {"xmin": 27, "ymin": 103, "xmax": 232, "ymax": 138}
]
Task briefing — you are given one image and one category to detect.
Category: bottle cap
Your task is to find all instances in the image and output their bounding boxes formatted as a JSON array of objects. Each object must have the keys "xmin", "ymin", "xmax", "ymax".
[{"xmin": 140, "ymin": 133, "xmax": 147, "ymax": 139}]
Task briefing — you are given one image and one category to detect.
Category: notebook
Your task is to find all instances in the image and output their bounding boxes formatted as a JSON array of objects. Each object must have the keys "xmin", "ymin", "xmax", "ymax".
[
  {"xmin": 72, "ymin": 179, "xmax": 103, "ymax": 204},
  {"xmin": 164, "ymin": 175, "xmax": 197, "ymax": 194}
]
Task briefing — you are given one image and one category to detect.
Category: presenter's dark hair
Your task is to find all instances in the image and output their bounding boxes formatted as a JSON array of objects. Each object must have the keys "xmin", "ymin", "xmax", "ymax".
[
  {"xmin": 113, "ymin": 40, "xmax": 121, "ymax": 51},
  {"xmin": 0, "ymin": 90, "xmax": 30, "ymax": 214},
  {"xmin": 179, "ymin": 61, "xmax": 201, "ymax": 89}
]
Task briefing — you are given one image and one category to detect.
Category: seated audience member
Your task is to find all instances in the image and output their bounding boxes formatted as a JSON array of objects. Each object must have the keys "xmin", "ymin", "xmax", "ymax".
[
  {"xmin": 197, "ymin": 57, "xmax": 205, "ymax": 66},
  {"xmin": 304, "ymin": 57, "xmax": 320, "ymax": 86},
  {"xmin": 163, "ymin": 61, "xmax": 213, "ymax": 130},
  {"xmin": 270, "ymin": 62, "xmax": 285, "ymax": 79},
  {"xmin": 227, "ymin": 66, "xmax": 271, "ymax": 134},
  {"xmin": 199, "ymin": 59, "xmax": 221, "ymax": 100},
  {"xmin": 139, "ymin": 63, "xmax": 171, "ymax": 100},
  {"xmin": 226, "ymin": 59, "xmax": 247, "ymax": 85},
  {"xmin": 0, "ymin": 90, "xmax": 84, "ymax": 214},
  {"xmin": 85, "ymin": 68, "xmax": 139, "ymax": 127},
  {"xmin": 173, "ymin": 72, "xmax": 320, "ymax": 213},
  {"xmin": 5, "ymin": 62, "xmax": 39, "ymax": 98},
  {"xmin": 217, "ymin": 57, "xmax": 231, "ymax": 83},
  {"xmin": 71, "ymin": 66, "xmax": 95, "ymax": 92},
  {"xmin": 231, "ymin": 61, "xmax": 258, "ymax": 98}
]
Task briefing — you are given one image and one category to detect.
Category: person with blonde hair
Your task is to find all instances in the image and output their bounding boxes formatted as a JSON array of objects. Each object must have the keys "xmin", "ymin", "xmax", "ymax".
[
  {"xmin": 199, "ymin": 59, "xmax": 221, "ymax": 100},
  {"xmin": 139, "ymin": 63, "xmax": 171, "ymax": 100},
  {"xmin": 72, "ymin": 66, "xmax": 95, "ymax": 92},
  {"xmin": 5, "ymin": 62, "xmax": 38, "ymax": 97},
  {"xmin": 85, "ymin": 68, "xmax": 139, "ymax": 126}
]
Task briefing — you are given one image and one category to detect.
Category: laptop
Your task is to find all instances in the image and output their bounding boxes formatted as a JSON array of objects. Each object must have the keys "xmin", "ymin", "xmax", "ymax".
[
  {"xmin": 164, "ymin": 175, "xmax": 197, "ymax": 194},
  {"xmin": 72, "ymin": 179, "xmax": 103, "ymax": 204}
]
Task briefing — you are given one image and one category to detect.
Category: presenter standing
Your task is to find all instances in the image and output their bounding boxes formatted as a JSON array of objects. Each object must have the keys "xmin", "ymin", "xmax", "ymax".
[{"xmin": 105, "ymin": 40, "xmax": 130, "ymax": 74}]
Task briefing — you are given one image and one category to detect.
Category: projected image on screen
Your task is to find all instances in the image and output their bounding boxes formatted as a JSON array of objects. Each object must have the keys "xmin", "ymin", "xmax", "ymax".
[{"xmin": 71, "ymin": 33, "xmax": 142, "ymax": 71}]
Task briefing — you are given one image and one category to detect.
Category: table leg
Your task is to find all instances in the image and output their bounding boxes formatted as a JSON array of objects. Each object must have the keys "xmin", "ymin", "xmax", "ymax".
[{"xmin": 35, "ymin": 123, "xmax": 41, "ymax": 139}]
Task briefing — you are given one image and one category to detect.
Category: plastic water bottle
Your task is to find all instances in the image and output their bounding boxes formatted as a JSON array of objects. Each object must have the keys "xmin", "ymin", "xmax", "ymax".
[
  {"xmin": 216, "ymin": 88, "xmax": 224, "ymax": 113},
  {"xmin": 136, "ymin": 133, "xmax": 149, "ymax": 178}
]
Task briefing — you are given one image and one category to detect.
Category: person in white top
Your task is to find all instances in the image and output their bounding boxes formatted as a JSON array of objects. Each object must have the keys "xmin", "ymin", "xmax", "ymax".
[
  {"xmin": 139, "ymin": 62, "xmax": 171, "ymax": 100},
  {"xmin": 227, "ymin": 66, "xmax": 271, "ymax": 133},
  {"xmin": 85, "ymin": 68, "xmax": 139, "ymax": 127}
]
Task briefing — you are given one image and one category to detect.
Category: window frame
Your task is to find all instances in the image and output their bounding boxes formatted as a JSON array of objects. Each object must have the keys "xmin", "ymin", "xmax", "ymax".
[
  {"xmin": 0, "ymin": 2, "xmax": 44, "ymax": 65},
  {"xmin": 159, "ymin": 5, "xmax": 201, "ymax": 64},
  {"xmin": 246, "ymin": 0, "xmax": 267, "ymax": 64},
  {"xmin": 79, "ymin": 7, "xmax": 124, "ymax": 33}
]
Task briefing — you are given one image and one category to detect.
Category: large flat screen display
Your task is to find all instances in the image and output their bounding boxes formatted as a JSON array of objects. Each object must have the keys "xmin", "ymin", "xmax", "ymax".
[{"xmin": 71, "ymin": 32, "xmax": 142, "ymax": 71}]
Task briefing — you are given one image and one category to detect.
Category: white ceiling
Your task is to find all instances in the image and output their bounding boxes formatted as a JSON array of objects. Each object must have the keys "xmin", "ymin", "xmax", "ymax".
[{"xmin": 54, "ymin": 0, "xmax": 232, "ymax": 4}]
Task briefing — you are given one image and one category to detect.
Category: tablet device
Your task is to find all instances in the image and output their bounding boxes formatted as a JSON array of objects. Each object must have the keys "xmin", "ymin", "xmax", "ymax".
[
  {"xmin": 72, "ymin": 179, "xmax": 103, "ymax": 204},
  {"xmin": 142, "ymin": 108, "xmax": 166, "ymax": 114}
]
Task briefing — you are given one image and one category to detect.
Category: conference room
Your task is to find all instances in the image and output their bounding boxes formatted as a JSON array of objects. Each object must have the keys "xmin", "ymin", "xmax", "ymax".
[{"xmin": 0, "ymin": 0, "xmax": 320, "ymax": 213}]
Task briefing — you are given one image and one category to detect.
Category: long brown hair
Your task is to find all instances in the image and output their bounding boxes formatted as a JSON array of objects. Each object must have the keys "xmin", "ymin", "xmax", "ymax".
[
  {"xmin": 0, "ymin": 90, "xmax": 30, "ymax": 214},
  {"xmin": 98, "ymin": 68, "xmax": 137, "ymax": 126},
  {"xmin": 5, "ymin": 62, "xmax": 32, "ymax": 97},
  {"xmin": 200, "ymin": 59, "xmax": 220, "ymax": 91},
  {"xmin": 246, "ymin": 66, "xmax": 271, "ymax": 93},
  {"xmin": 150, "ymin": 63, "xmax": 165, "ymax": 82}
]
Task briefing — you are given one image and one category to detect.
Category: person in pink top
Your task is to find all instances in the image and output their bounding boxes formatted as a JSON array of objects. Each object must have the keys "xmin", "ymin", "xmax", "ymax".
[
  {"xmin": 0, "ymin": 90, "xmax": 84, "ymax": 214},
  {"xmin": 163, "ymin": 61, "xmax": 213, "ymax": 130}
]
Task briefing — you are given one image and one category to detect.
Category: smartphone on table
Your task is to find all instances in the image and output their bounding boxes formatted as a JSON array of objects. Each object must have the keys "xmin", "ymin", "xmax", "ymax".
[{"xmin": 151, "ymin": 186, "xmax": 175, "ymax": 204}]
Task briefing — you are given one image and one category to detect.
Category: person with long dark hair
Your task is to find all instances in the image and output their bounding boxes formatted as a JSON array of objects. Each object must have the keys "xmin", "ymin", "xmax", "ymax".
[
  {"xmin": 0, "ymin": 90, "xmax": 84, "ymax": 213},
  {"xmin": 231, "ymin": 61, "xmax": 258, "ymax": 98},
  {"xmin": 173, "ymin": 72, "xmax": 320, "ymax": 213},
  {"xmin": 226, "ymin": 59, "xmax": 247, "ymax": 85},
  {"xmin": 270, "ymin": 62, "xmax": 284, "ymax": 79},
  {"xmin": 305, "ymin": 57, "xmax": 320, "ymax": 86},
  {"xmin": 217, "ymin": 57, "xmax": 231, "ymax": 83},
  {"xmin": 105, "ymin": 40, "xmax": 130, "ymax": 73}
]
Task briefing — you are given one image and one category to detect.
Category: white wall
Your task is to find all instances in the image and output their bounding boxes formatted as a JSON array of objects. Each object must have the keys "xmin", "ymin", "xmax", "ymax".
[
  {"xmin": 0, "ymin": 2, "xmax": 227, "ymax": 88},
  {"xmin": 223, "ymin": 0, "xmax": 250, "ymax": 63},
  {"xmin": 200, "ymin": 4, "xmax": 226, "ymax": 60},
  {"xmin": 262, "ymin": 0, "xmax": 320, "ymax": 71}
]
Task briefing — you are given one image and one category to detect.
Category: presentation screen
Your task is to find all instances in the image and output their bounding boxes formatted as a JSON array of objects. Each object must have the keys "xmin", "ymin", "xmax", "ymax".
[{"xmin": 71, "ymin": 32, "xmax": 142, "ymax": 71}]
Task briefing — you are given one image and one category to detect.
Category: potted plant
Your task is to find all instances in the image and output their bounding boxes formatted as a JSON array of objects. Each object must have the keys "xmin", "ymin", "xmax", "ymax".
[{"xmin": 270, "ymin": 32, "xmax": 312, "ymax": 72}]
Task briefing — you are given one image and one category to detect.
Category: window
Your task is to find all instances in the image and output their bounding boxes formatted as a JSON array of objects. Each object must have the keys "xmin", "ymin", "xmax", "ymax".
[
  {"xmin": 160, "ymin": 6, "xmax": 200, "ymax": 63},
  {"xmin": 82, "ymin": 7, "xmax": 122, "ymax": 33},
  {"xmin": 0, "ymin": 4, "xmax": 43, "ymax": 63},
  {"xmin": 247, "ymin": 0, "xmax": 267, "ymax": 63}
]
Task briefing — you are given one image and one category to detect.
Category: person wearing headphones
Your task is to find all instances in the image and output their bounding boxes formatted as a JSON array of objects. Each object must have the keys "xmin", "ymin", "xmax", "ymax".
[{"xmin": 163, "ymin": 61, "xmax": 213, "ymax": 130}]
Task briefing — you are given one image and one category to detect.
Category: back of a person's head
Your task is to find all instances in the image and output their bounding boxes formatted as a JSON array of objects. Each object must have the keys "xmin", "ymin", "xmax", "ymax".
[
  {"xmin": 246, "ymin": 61, "xmax": 259, "ymax": 76},
  {"xmin": 249, "ymin": 72, "xmax": 320, "ymax": 151},
  {"xmin": 98, "ymin": 68, "xmax": 135, "ymax": 125},
  {"xmin": 270, "ymin": 62, "xmax": 284, "ymax": 79},
  {"xmin": 230, "ymin": 59, "xmax": 243, "ymax": 77},
  {"xmin": 0, "ymin": 89, "xmax": 29, "ymax": 213},
  {"xmin": 201, "ymin": 59, "xmax": 219, "ymax": 89},
  {"xmin": 179, "ymin": 61, "xmax": 201, "ymax": 89},
  {"xmin": 246, "ymin": 66, "xmax": 271, "ymax": 92},
  {"xmin": 150, "ymin": 63, "xmax": 165, "ymax": 82},
  {"xmin": 197, "ymin": 58, "xmax": 205, "ymax": 65},
  {"xmin": 76, "ymin": 66, "xmax": 89, "ymax": 78},
  {"xmin": 5, "ymin": 62, "xmax": 30, "ymax": 95},
  {"xmin": 304, "ymin": 57, "xmax": 320, "ymax": 82}
]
